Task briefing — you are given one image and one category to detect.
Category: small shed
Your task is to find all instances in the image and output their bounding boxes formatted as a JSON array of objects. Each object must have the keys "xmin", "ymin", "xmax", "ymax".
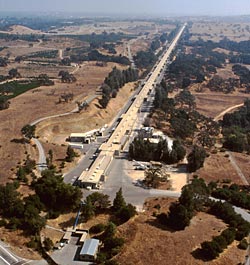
[{"xmin": 79, "ymin": 239, "xmax": 100, "ymax": 261}]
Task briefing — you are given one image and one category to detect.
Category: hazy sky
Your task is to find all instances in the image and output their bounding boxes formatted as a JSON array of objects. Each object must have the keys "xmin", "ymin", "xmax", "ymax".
[{"xmin": 0, "ymin": 0, "xmax": 250, "ymax": 16}]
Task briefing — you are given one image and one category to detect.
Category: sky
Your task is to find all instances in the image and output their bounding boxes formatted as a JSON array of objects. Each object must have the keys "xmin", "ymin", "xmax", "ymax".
[{"xmin": 0, "ymin": 0, "xmax": 250, "ymax": 16}]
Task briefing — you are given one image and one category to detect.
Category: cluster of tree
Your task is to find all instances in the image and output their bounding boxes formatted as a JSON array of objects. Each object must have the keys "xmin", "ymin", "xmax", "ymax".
[
  {"xmin": 207, "ymin": 75, "xmax": 239, "ymax": 94},
  {"xmin": 232, "ymin": 64, "xmax": 250, "ymax": 86},
  {"xmin": 187, "ymin": 145, "xmax": 207, "ymax": 173},
  {"xmin": 0, "ymin": 32, "xmax": 40, "ymax": 42},
  {"xmin": 230, "ymin": 53, "xmax": 250, "ymax": 65},
  {"xmin": 65, "ymin": 146, "xmax": 78, "ymax": 162},
  {"xmin": 143, "ymin": 167, "xmax": 170, "ymax": 189},
  {"xmin": 59, "ymin": 92, "xmax": 74, "ymax": 104},
  {"xmin": 32, "ymin": 169, "xmax": 82, "ymax": 217},
  {"xmin": 153, "ymin": 80, "xmax": 173, "ymax": 110},
  {"xmin": 153, "ymin": 82, "xmax": 219, "ymax": 145},
  {"xmin": 58, "ymin": 71, "xmax": 76, "ymax": 83},
  {"xmin": 199, "ymin": 200, "xmax": 250, "ymax": 260},
  {"xmin": 82, "ymin": 192, "xmax": 111, "ymax": 221},
  {"xmin": 99, "ymin": 66, "xmax": 138, "ymax": 108},
  {"xmin": 219, "ymin": 38, "xmax": 250, "ymax": 54},
  {"xmin": 36, "ymin": 74, "xmax": 54, "ymax": 86},
  {"xmin": 102, "ymin": 43, "xmax": 116, "ymax": 54},
  {"xmin": 150, "ymin": 38, "xmax": 161, "ymax": 51},
  {"xmin": 24, "ymin": 50, "xmax": 58, "ymax": 59},
  {"xmin": 0, "ymin": 182, "xmax": 46, "ymax": 234},
  {"xmin": 159, "ymin": 32, "xmax": 168, "ymax": 44},
  {"xmin": 97, "ymin": 222, "xmax": 125, "ymax": 264},
  {"xmin": 167, "ymin": 54, "xmax": 206, "ymax": 86},
  {"xmin": 222, "ymin": 100, "xmax": 250, "ymax": 152},
  {"xmin": 157, "ymin": 177, "xmax": 209, "ymax": 230},
  {"xmin": 133, "ymin": 50, "xmax": 157, "ymax": 69},
  {"xmin": 82, "ymin": 188, "xmax": 136, "ymax": 225},
  {"xmin": 74, "ymin": 32, "xmax": 131, "ymax": 48},
  {"xmin": 0, "ymin": 167, "xmax": 83, "ymax": 235},
  {"xmin": 0, "ymin": 97, "xmax": 10, "ymax": 110},
  {"xmin": 86, "ymin": 50, "xmax": 130, "ymax": 65},
  {"xmin": 129, "ymin": 137, "xmax": 186, "ymax": 164},
  {"xmin": 112, "ymin": 188, "xmax": 137, "ymax": 224},
  {"xmin": 211, "ymin": 183, "xmax": 250, "ymax": 211},
  {"xmin": 21, "ymin": 124, "xmax": 36, "ymax": 140},
  {"xmin": 0, "ymin": 57, "xmax": 7, "ymax": 67},
  {"xmin": 8, "ymin": 68, "xmax": 21, "ymax": 79},
  {"xmin": 16, "ymin": 155, "xmax": 36, "ymax": 183},
  {"xmin": 199, "ymin": 227, "xmax": 237, "ymax": 260},
  {"xmin": 61, "ymin": 57, "xmax": 71, "ymax": 66}
]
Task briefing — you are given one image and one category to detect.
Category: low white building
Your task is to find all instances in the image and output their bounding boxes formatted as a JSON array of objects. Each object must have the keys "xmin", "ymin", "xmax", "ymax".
[{"xmin": 79, "ymin": 238, "xmax": 100, "ymax": 262}]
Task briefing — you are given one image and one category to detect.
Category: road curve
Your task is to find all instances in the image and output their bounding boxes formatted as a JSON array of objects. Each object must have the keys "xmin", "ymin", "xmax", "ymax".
[{"xmin": 213, "ymin": 103, "xmax": 244, "ymax": 122}]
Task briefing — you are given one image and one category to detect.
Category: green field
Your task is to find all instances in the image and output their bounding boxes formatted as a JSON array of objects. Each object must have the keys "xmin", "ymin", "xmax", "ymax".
[{"xmin": 0, "ymin": 80, "xmax": 40, "ymax": 100}]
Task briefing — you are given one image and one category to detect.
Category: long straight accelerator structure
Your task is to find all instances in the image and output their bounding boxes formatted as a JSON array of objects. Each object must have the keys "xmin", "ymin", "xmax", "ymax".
[{"xmin": 78, "ymin": 23, "xmax": 187, "ymax": 188}]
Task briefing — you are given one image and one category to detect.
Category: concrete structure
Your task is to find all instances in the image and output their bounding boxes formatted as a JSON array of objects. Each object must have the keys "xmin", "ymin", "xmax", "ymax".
[
  {"xmin": 79, "ymin": 239, "xmax": 100, "ymax": 262},
  {"xmin": 77, "ymin": 23, "xmax": 187, "ymax": 189}
]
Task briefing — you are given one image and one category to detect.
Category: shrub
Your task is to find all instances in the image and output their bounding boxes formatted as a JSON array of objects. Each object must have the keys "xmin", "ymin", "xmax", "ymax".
[
  {"xmin": 90, "ymin": 223, "xmax": 106, "ymax": 234},
  {"xmin": 238, "ymin": 239, "xmax": 248, "ymax": 250}
]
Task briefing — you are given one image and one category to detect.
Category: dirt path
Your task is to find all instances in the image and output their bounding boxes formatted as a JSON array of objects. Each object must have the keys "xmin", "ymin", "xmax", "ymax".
[
  {"xmin": 213, "ymin": 103, "xmax": 248, "ymax": 185},
  {"xmin": 226, "ymin": 151, "xmax": 249, "ymax": 185},
  {"xmin": 213, "ymin": 103, "xmax": 244, "ymax": 121}
]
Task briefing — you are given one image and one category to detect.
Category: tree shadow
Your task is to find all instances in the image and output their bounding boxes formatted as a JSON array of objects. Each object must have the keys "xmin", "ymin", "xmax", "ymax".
[
  {"xmin": 10, "ymin": 138, "xmax": 29, "ymax": 144},
  {"xmin": 145, "ymin": 218, "xmax": 176, "ymax": 233},
  {"xmin": 56, "ymin": 158, "xmax": 66, "ymax": 162},
  {"xmin": 191, "ymin": 248, "xmax": 211, "ymax": 262},
  {"xmin": 59, "ymin": 216, "xmax": 75, "ymax": 229},
  {"xmin": 94, "ymin": 103, "xmax": 102, "ymax": 109}
]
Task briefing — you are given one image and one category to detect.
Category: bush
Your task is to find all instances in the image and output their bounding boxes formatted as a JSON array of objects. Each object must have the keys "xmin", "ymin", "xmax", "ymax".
[
  {"xmin": 0, "ymin": 219, "xmax": 7, "ymax": 227},
  {"xmin": 43, "ymin": 237, "xmax": 53, "ymax": 251},
  {"xmin": 90, "ymin": 223, "xmax": 106, "ymax": 234},
  {"xmin": 238, "ymin": 239, "xmax": 248, "ymax": 250}
]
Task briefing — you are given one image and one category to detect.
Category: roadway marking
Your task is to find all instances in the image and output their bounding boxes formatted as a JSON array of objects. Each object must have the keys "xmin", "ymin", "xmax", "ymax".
[
  {"xmin": 21, "ymin": 260, "xmax": 32, "ymax": 264},
  {"xmin": 0, "ymin": 244, "xmax": 18, "ymax": 262},
  {"xmin": 0, "ymin": 255, "xmax": 11, "ymax": 265}
]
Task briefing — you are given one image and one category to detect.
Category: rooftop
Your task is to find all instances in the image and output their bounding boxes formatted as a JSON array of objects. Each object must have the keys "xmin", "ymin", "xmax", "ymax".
[{"xmin": 80, "ymin": 239, "xmax": 100, "ymax": 256}]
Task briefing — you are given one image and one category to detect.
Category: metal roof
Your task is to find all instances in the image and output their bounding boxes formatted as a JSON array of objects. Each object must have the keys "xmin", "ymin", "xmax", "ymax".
[{"xmin": 80, "ymin": 239, "xmax": 99, "ymax": 256}]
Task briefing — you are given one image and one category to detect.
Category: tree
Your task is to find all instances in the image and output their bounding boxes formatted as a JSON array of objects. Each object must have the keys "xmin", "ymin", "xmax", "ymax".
[
  {"xmin": 43, "ymin": 237, "xmax": 53, "ymax": 251},
  {"xmin": 82, "ymin": 197, "xmax": 95, "ymax": 221},
  {"xmin": 65, "ymin": 146, "xmax": 77, "ymax": 162},
  {"xmin": 21, "ymin": 124, "xmax": 36, "ymax": 139},
  {"xmin": 113, "ymin": 188, "xmax": 126, "ymax": 212},
  {"xmin": 33, "ymin": 170, "xmax": 82, "ymax": 213},
  {"xmin": 116, "ymin": 203, "xmax": 136, "ymax": 223},
  {"xmin": 87, "ymin": 192, "xmax": 111, "ymax": 211},
  {"xmin": 167, "ymin": 202, "xmax": 193, "ymax": 230},
  {"xmin": 187, "ymin": 145, "xmax": 206, "ymax": 172},
  {"xmin": 48, "ymin": 149, "xmax": 53, "ymax": 165},
  {"xmin": 143, "ymin": 167, "xmax": 163, "ymax": 188},
  {"xmin": 8, "ymin": 68, "xmax": 21, "ymax": 79},
  {"xmin": 102, "ymin": 222, "xmax": 116, "ymax": 239}
]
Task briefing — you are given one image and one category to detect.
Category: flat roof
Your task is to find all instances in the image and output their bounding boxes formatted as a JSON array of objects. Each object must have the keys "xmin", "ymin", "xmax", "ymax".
[
  {"xmin": 78, "ymin": 155, "xmax": 112, "ymax": 184},
  {"xmin": 63, "ymin": 231, "xmax": 72, "ymax": 241},
  {"xmin": 80, "ymin": 239, "xmax": 99, "ymax": 256},
  {"xmin": 70, "ymin": 133, "xmax": 87, "ymax": 138},
  {"xmin": 79, "ymin": 232, "xmax": 88, "ymax": 243}
]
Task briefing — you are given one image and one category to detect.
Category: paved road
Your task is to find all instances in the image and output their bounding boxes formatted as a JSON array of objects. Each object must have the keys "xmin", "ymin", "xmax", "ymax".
[
  {"xmin": 30, "ymin": 94, "xmax": 97, "ymax": 171},
  {"xmin": 0, "ymin": 241, "xmax": 30, "ymax": 265}
]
